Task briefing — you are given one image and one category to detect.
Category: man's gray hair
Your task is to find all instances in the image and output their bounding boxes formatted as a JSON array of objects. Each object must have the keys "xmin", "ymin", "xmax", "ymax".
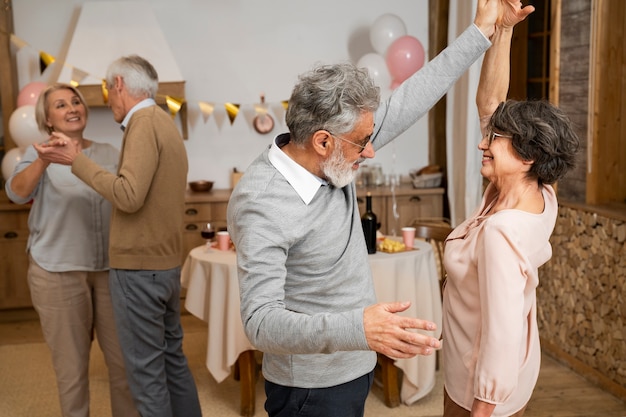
[
  {"xmin": 286, "ymin": 63, "xmax": 380, "ymax": 145},
  {"xmin": 105, "ymin": 55, "xmax": 159, "ymax": 99}
]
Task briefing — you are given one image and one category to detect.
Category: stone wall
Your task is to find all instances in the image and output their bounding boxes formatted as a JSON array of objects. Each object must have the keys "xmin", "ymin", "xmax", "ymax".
[{"xmin": 538, "ymin": 203, "xmax": 626, "ymax": 397}]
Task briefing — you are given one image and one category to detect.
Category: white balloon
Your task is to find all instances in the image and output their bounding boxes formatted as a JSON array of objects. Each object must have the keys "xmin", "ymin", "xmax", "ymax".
[
  {"xmin": 1, "ymin": 147, "xmax": 25, "ymax": 181},
  {"xmin": 370, "ymin": 14, "xmax": 407, "ymax": 55},
  {"xmin": 9, "ymin": 105, "xmax": 47, "ymax": 149},
  {"xmin": 357, "ymin": 53, "xmax": 392, "ymax": 91}
]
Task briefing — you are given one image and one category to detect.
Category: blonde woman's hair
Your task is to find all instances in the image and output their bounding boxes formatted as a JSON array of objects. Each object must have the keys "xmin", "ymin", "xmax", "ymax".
[{"xmin": 35, "ymin": 83, "xmax": 89, "ymax": 134}]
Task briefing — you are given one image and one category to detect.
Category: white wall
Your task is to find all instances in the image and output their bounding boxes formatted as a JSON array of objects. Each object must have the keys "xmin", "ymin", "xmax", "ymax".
[{"xmin": 12, "ymin": 0, "xmax": 431, "ymax": 189}]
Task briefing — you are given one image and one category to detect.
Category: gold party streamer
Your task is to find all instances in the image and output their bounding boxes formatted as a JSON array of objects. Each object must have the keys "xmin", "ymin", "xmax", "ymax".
[
  {"xmin": 198, "ymin": 101, "xmax": 215, "ymax": 124},
  {"xmin": 101, "ymin": 79, "xmax": 109, "ymax": 104},
  {"xmin": 166, "ymin": 95, "xmax": 185, "ymax": 118},
  {"xmin": 70, "ymin": 67, "xmax": 89, "ymax": 87},
  {"xmin": 7, "ymin": 30, "xmax": 303, "ymax": 130},
  {"xmin": 39, "ymin": 51, "xmax": 56, "ymax": 74},
  {"xmin": 224, "ymin": 103, "xmax": 240, "ymax": 125}
]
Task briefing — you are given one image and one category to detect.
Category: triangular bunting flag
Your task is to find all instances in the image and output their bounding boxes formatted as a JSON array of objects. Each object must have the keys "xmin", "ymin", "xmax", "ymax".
[
  {"xmin": 10, "ymin": 34, "xmax": 29, "ymax": 50},
  {"xmin": 225, "ymin": 103, "xmax": 240, "ymax": 125},
  {"xmin": 254, "ymin": 93, "xmax": 269, "ymax": 115},
  {"xmin": 166, "ymin": 95, "xmax": 185, "ymax": 118},
  {"xmin": 101, "ymin": 79, "xmax": 109, "ymax": 104},
  {"xmin": 39, "ymin": 51, "xmax": 56, "ymax": 74},
  {"xmin": 253, "ymin": 103, "xmax": 268, "ymax": 115},
  {"xmin": 271, "ymin": 103, "xmax": 286, "ymax": 126},
  {"xmin": 70, "ymin": 67, "xmax": 90, "ymax": 87},
  {"xmin": 198, "ymin": 101, "xmax": 215, "ymax": 124}
]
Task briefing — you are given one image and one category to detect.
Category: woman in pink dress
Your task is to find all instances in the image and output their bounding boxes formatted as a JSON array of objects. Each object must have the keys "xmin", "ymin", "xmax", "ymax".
[{"xmin": 441, "ymin": 4, "xmax": 580, "ymax": 417}]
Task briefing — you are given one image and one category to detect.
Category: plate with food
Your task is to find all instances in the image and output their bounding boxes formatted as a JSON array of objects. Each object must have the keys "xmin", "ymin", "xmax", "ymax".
[{"xmin": 377, "ymin": 237, "xmax": 418, "ymax": 253}]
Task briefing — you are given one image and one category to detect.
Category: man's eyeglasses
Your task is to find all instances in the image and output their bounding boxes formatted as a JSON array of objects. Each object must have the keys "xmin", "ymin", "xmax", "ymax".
[
  {"xmin": 329, "ymin": 132, "xmax": 371, "ymax": 153},
  {"xmin": 487, "ymin": 130, "xmax": 513, "ymax": 146}
]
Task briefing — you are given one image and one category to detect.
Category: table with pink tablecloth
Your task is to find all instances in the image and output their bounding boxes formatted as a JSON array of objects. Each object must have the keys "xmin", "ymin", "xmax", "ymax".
[{"xmin": 180, "ymin": 238, "xmax": 441, "ymax": 405}]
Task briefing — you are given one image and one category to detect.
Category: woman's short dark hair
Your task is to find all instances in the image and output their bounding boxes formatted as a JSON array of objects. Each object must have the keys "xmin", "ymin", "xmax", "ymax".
[{"xmin": 489, "ymin": 99, "xmax": 580, "ymax": 184}]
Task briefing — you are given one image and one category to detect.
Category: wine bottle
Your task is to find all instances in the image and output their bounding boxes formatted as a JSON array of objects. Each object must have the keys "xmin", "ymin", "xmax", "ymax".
[{"xmin": 361, "ymin": 192, "xmax": 377, "ymax": 254}]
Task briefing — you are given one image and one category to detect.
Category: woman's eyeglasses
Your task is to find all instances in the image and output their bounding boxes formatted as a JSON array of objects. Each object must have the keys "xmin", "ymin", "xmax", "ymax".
[{"xmin": 487, "ymin": 130, "xmax": 512, "ymax": 146}]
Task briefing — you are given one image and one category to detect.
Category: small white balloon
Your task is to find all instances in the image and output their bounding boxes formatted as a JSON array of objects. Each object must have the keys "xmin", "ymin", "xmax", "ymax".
[
  {"xmin": 9, "ymin": 105, "xmax": 47, "ymax": 149},
  {"xmin": 1, "ymin": 147, "xmax": 25, "ymax": 181},
  {"xmin": 357, "ymin": 53, "xmax": 392, "ymax": 91},
  {"xmin": 370, "ymin": 14, "xmax": 407, "ymax": 55}
]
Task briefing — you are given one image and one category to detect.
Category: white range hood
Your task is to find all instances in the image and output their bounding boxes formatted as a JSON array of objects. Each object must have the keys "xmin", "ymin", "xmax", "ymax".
[{"xmin": 58, "ymin": 1, "xmax": 188, "ymax": 137}]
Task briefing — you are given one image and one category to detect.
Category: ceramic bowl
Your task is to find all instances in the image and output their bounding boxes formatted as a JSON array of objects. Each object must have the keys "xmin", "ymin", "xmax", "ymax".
[{"xmin": 189, "ymin": 180, "xmax": 214, "ymax": 192}]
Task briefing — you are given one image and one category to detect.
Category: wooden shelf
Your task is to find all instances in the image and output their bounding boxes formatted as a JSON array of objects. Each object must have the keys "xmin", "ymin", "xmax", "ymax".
[{"xmin": 77, "ymin": 81, "xmax": 188, "ymax": 139}]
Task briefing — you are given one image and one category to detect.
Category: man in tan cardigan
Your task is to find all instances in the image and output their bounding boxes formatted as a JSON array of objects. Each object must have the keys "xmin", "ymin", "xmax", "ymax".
[{"xmin": 35, "ymin": 55, "xmax": 202, "ymax": 417}]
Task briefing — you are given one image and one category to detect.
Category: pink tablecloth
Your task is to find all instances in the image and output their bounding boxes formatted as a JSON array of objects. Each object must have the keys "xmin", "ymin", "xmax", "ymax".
[{"xmin": 181, "ymin": 238, "xmax": 441, "ymax": 404}]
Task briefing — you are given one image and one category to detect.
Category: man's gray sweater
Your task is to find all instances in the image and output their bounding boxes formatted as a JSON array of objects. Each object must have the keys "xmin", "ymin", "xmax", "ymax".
[{"xmin": 227, "ymin": 24, "xmax": 491, "ymax": 389}]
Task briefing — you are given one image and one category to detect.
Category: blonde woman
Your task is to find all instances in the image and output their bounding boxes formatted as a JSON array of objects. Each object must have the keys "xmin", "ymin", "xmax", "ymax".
[{"xmin": 5, "ymin": 83, "xmax": 138, "ymax": 417}]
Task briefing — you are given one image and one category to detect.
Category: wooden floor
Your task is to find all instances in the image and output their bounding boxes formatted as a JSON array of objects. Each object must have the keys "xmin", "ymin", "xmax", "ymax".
[
  {"xmin": 1, "ymin": 308, "xmax": 624, "ymax": 417},
  {"xmin": 525, "ymin": 356, "xmax": 625, "ymax": 417}
]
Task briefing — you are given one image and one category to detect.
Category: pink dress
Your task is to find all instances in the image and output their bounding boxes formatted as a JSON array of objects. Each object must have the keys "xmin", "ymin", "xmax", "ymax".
[{"xmin": 442, "ymin": 183, "xmax": 558, "ymax": 416}]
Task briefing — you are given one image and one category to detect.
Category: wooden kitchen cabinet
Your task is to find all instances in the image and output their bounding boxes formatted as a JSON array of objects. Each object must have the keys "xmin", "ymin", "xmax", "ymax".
[
  {"xmin": 182, "ymin": 188, "xmax": 231, "ymax": 263},
  {"xmin": 181, "ymin": 185, "xmax": 444, "ymax": 261},
  {"xmin": 0, "ymin": 195, "xmax": 32, "ymax": 309},
  {"xmin": 385, "ymin": 187, "xmax": 444, "ymax": 235},
  {"xmin": 356, "ymin": 185, "xmax": 444, "ymax": 236}
]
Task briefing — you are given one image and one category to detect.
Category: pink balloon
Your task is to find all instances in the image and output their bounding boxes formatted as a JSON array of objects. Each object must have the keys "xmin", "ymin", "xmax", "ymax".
[
  {"xmin": 385, "ymin": 36, "xmax": 425, "ymax": 85},
  {"xmin": 17, "ymin": 81, "xmax": 48, "ymax": 107}
]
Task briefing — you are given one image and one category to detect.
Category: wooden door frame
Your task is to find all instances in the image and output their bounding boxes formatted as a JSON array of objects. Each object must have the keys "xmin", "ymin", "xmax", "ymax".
[
  {"xmin": 0, "ymin": 0, "xmax": 18, "ymax": 151},
  {"xmin": 427, "ymin": 0, "xmax": 450, "ymax": 219},
  {"xmin": 587, "ymin": 0, "xmax": 626, "ymax": 205},
  {"xmin": 427, "ymin": 0, "xmax": 450, "ymax": 171}
]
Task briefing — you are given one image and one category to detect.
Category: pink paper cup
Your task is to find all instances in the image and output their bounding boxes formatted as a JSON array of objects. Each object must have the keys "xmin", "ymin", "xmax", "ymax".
[
  {"xmin": 217, "ymin": 231, "xmax": 231, "ymax": 251},
  {"xmin": 401, "ymin": 227, "xmax": 416, "ymax": 248}
]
